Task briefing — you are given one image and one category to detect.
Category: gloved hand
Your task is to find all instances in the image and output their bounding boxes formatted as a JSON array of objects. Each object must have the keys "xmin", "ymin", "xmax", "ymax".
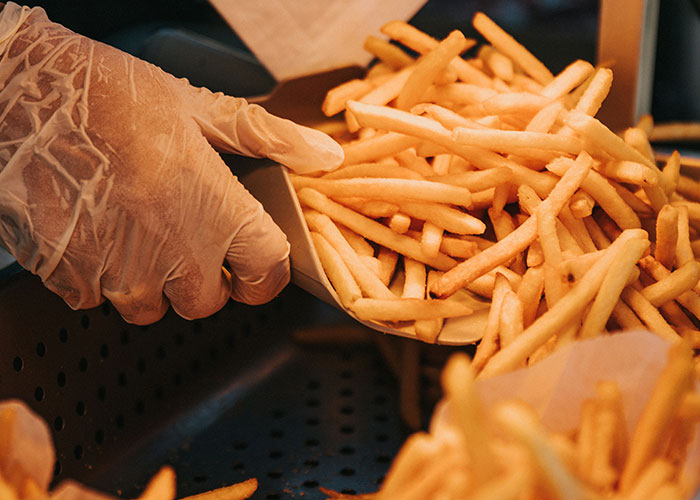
[{"xmin": 0, "ymin": 2, "xmax": 343, "ymax": 324}]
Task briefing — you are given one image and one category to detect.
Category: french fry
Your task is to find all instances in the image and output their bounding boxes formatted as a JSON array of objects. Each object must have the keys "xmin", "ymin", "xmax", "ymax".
[
  {"xmin": 363, "ymin": 35, "xmax": 414, "ymax": 70},
  {"xmin": 402, "ymin": 258, "xmax": 426, "ymax": 300},
  {"xmin": 675, "ymin": 206, "xmax": 694, "ymax": 267},
  {"xmin": 342, "ymin": 132, "xmax": 418, "ymax": 165},
  {"xmin": 498, "ymin": 291, "xmax": 524, "ymax": 349},
  {"xmin": 178, "ymin": 480, "xmax": 258, "ymax": 500},
  {"xmin": 396, "ymin": 30, "xmax": 471, "ymax": 111},
  {"xmin": 388, "ymin": 212, "xmax": 411, "ymax": 234},
  {"xmin": 610, "ymin": 300, "xmax": 645, "ymax": 331},
  {"xmin": 441, "ymin": 353, "xmax": 499, "ymax": 483},
  {"xmin": 517, "ymin": 265, "xmax": 545, "ymax": 328},
  {"xmin": 322, "ymin": 162, "xmax": 425, "ymax": 180},
  {"xmin": 546, "ymin": 157, "xmax": 641, "ymax": 230},
  {"xmin": 322, "ymin": 78, "xmax": 373, "ymax": 117},
  {"xmin": 406, "ymin": 230, "xmax": 479, "ymax": 259},
  {"xmin": 377, "ymin": 246, "xmax": 399, "ymax": 286},
  {"xmin": 137, "ymin": 466, "xmax": 176, "ymax": 500},
  {"xmin": 299, "ymin": 10, "xmax": 700, "ymax": 362},
  {"xmin": 619, "ymin": 341, "xmax": 695, "ymax": 493},
  {"xmin": 636, "ymin": 113, "xmax": 655, "ymax": 136},
  {"xmin": 305, "ymin": 211, "xmax": 395, "ymax": 300},
  {"xmin": 467, "ymin": 265, "xmax": 523, "ymax": 299},
  {"xmin": 298, "ymin": 188, "xmax": 456, "ymax": 270},
  {"xmin": 472, "ymin": 12, "xmax": 553, "ymax": 85},
  {"xmin": 415, "ymin": 271, "xmax": 446, "ymax": 343},
  {"xmin": 624, "ymin": 459, "xmax": 675, "ymax": 500},
  {"xmin": 335, "ymin": 197, "xmax": 399, "ymax": 219},
  {"xmin": 431, "ymin": 153, "xmax": 451, "ymax": 175},
  {"xmin": 1, "ymin": 410, "xmax": 259, "ymax": 500},
  {"xmin": 571, "ymin": 67, "xmax": 613, "ymax": 116},
  {"xmin": 608, "ymin": 179, "xmax": 655, "ymax": 219},
  {"xmin": 310, "ymin": 231, "xmax": 362, "ymax": 307},
  {"xmin": 478, "ymin": 44, "xmax": 514, "ymax": 82},
  {"xmin": 347, "ymin": 100, "xmax": 558, "ymax": 197},
  {"xmin": 432, "ymin": 152, "xmax": 592, "ymax": 298},
  {"xmin": 563, "ymin": 110, "xmax": 657, "ymax": 169},
  {"xmin": 480, "ymin": 229, "xmax": 647, "ymax": 377},
  {"xmin": 676, "ymin": 174, "xmax": 700, "ymax": 202},
  {"xmin": 431, "ymin": 166, "xmax": 513, "ymax": 192},
  {"xmin": 558, "ymin": 205, "xmax": 597, "ymax": 254},
  {"xmin": 638, "ymin": 255, "xmax": 700, "ymax": 323},
  {"xmin": 373, "ymin": 432, "xmax": 441, "ymax": 499},
  {"xmin": 394, "ymin": 147, "xmax": 436, "ymax": 176},
  {"xmin": 525, "ymin": 100, "xmax": 565, "ymax": 133},
  {"xmin": 579, "ymin": 237, "xmax": 649, "ymax": 338},
  {"xmin": 338, "ymin": 225, "xmax": 375, "ymax": 257},
  {"xmin": 599, "ymin": 160, "xmax": 658, "ymax": 187},
  {"xmin": 641, "ymin": 260, "xmax": 700, "ymax": 308},
  {"xmin": 650, "ymin": 121, "xmax": 700, "ymax": 142},
  {"xmin": 467, "ymin": 468, "xmax": 532, "ymax": 500},
  {"xmin": 620, "ymin": 286, "xmax": 680, "ymax": 343},
  {"xmin": 421, "ymin": 221, "xmax": 443, "ymax": 258},
  {"xmin": 495, "ymin": 401, "xmax": 587, "ymax": 500},
  {"xmin": 624, "ymin": 127, "xmax": 656, "ymax": 162},
  {"xmin": 575, "ymin": 398, "xmax": 596, "ymax": 481},
  {"xmin": 540, "ymin": 59, "xmax": 594, "ymax": 100},
  {"xmin": 452, "ymin": 127, "xmax": 584, "ymax": 156},
  {"xmin": 536, "ymin": 199, "xmax": 564, "ymax": 268},
  {"xmin": 569, "ymin": 191, "xmax": 596, "ymax": 219},
  {"xmin": 593, "ymin": 381, "xmax": 627, "ymax": 488},
  {"xmin": 350, "ymin": 297, "xmax": 472, "ymax": 322},
  {"xmin": 472, "ymin": 272, "xmax": 511, "ymax": 372},
  {"xmin": 398, "ymin": 200, "xmax": 486, "ymax": 234},
  {"xmin": 291, "ymin": 175, "xmax": 473, "ymax": 208},
  {"xmin": 421, "ymin": 84, "xmax": 498, "ymax": 108},
  {"xmin": 380, "ymin": 20, "xmax": 487, "ymax": 87},
  {"xmin": 481, "ymin": 91, "xmax": 553, "ymax": 115},
  {"xmin": 356, "ymin": 66, "xmax": 413, "ymax": 110},
  {"xmin": 660, "ymin": 150, "xmax": 681, "ymax": 197}
]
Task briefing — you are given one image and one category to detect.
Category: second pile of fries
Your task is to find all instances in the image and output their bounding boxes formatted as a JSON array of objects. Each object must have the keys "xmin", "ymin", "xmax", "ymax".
[
  {"xmin": 367, "ymin": 337, "xmax": 700, "ymax": 500},
  {"xmin": 292, "ymin": 11, "xmax": 700, "ymax": 375}
]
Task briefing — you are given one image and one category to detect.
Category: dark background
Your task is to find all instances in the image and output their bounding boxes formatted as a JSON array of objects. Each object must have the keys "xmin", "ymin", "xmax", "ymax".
[{"xmin": 21, "ymin": 0, "xmax": 598, "ymax": 74}]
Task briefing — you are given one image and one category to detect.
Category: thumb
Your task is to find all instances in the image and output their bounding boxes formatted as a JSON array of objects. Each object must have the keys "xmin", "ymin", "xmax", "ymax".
[{"xmin": 187, "ymin": 87, "xmax": 344, "ymax": 174}]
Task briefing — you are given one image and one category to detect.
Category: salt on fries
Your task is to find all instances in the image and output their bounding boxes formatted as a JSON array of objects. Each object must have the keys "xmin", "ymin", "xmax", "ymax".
[
  {"xmin": 294, "ymin": 11, "xmax": 700, "ymax": 368},
  {"xmin": 327, "ymin": 344, "xmax": 700, "ymax": 500}
]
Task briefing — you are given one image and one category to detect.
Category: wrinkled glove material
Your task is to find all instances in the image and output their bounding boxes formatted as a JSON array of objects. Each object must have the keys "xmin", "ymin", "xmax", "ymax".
[{"xmin": 0, "ymin": 2, "xmax": 343, "ymax": 324}]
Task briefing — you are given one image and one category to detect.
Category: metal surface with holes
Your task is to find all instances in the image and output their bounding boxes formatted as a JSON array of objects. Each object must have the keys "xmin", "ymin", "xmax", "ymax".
[
  {"xmin": 0, "ymin": 270, "xmax": 407, "ymax": 498},
  {"xmin": 87, "ymin": 344, "xmax": 406, "ymax": 499}
]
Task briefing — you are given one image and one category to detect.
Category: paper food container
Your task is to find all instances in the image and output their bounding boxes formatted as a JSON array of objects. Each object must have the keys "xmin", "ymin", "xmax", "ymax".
[{"xmin": 237, "ymin": 67, "xmax": 487, "ymax": 345}]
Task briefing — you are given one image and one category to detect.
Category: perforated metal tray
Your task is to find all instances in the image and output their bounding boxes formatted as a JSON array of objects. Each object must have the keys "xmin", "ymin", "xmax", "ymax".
[{"xmin": 0, "ymin": 265, "xmax": 420, "ymax": 499}]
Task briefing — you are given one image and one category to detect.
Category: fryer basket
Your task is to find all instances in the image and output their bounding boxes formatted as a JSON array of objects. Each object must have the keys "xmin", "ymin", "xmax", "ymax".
[{"xmin": 0, "ymin": 268, "xmax": 410, "ymax": 499}]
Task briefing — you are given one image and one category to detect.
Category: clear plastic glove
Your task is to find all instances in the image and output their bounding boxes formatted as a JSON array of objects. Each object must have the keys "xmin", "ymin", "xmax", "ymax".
[{"xmin": 0, "ymin": 3, "xmax": 343, "ymax": 324}]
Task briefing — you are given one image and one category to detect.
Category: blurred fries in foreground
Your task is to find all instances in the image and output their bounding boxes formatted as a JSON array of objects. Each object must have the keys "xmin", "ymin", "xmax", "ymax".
[
  {"xmin": 322, "ymin": 336, "xmax": 700, "ymax": 500},
  {"xmin": 0, "ymin": 401, "xmax": 256, "ymax": 500}
]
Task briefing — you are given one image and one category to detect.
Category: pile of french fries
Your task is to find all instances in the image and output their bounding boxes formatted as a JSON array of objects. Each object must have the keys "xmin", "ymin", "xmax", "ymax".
[
  {"xmin": 293, "ymin": 11, "xmax": 700, "ymax": 376},
  {"xmin": 0, "ymin": 401, "xmax": 257, "ymax": 500},
  {"xmin": 345, "ymin": 341, "xmax": 700, "ymax": 500}
]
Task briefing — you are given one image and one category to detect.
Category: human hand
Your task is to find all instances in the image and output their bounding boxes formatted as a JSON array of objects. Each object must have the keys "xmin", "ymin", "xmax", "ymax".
[{"xmin": 0, "ymin": 2, "xmax": 343, "ymax": 324}]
